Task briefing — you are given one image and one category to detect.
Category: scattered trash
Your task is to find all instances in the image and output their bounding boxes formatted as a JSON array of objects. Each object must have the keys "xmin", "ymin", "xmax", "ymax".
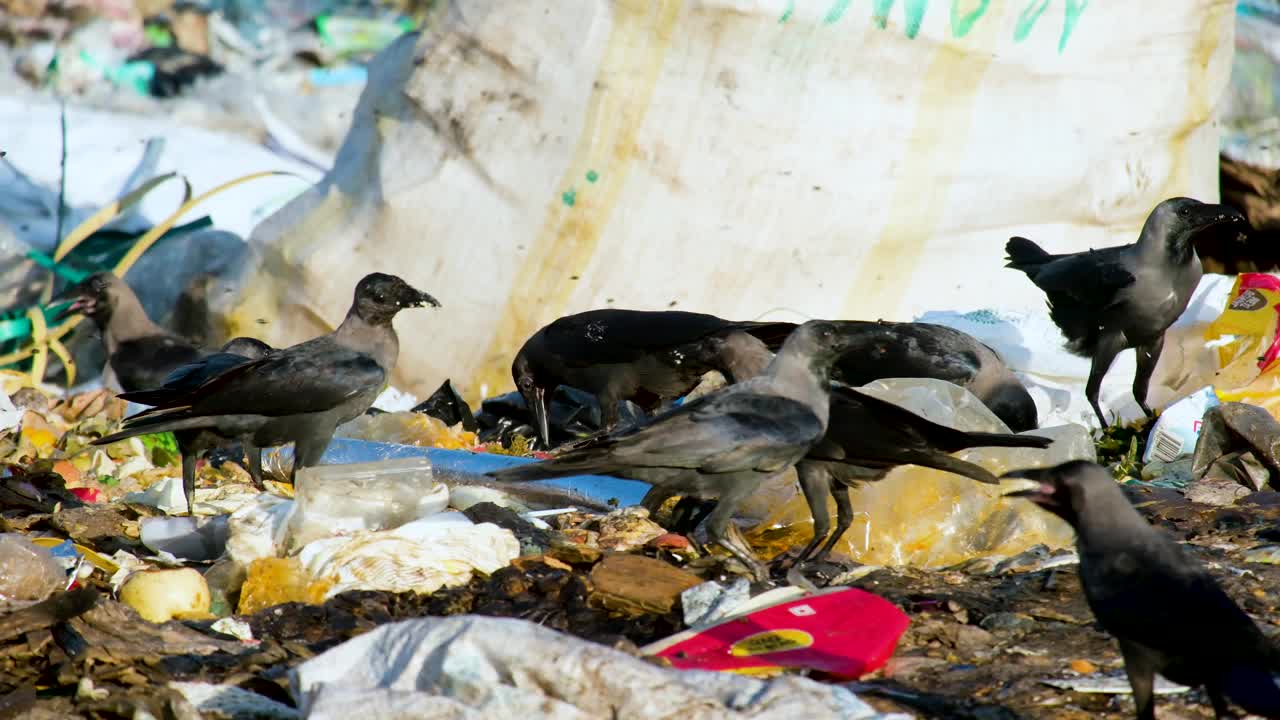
[
  {"xmin": 588, "ymin": 554, "xmax": 702, "ymax": 616},
  {"xmin": 0, "ymin": 390, "xmax": 19, "ymax": 433},
  {"xmin": 238, "ymin": 557, "xmax": 330, "ymax": 615},
  {"xmin": 0, "ymin": 534, "xmax": 67, "ymax": 611},
  {"xmin": 411, "ymin": 378, "xmax": 478, "ymax": 432},
  {"xmin": 226, "ymin": 493, "xmax": 293, "ymax": 567},
  {"xmin": 1138, "ymin": 457, "xmax": 1195, "ymax": 490},
  {"xmin": 1185, "ymin": 476, "xmax": 1255, "ymax": 506},
  {"xmin": 124, "ymin": 477, "xmax": 264, "ymax": 516},
  {"xmin": 750, "ymin": 378, "xmax": 1087, "ymax": 568},
  {"xmin": 595, "ymin": 506, "xmax": 667, "ymax": 552},
  {"xmin": 645, "ymin": 587, "xmax": 909, "ymax": 679},
  {"xmin": 314, "ymin": 15, "xmax": 413, "ymax": 57},
  {"xmin": 139, "ymin": 515, "xmax": 230, "ymax": 562},
  {"xmin": 170, "ymin": 682, "xmax": 300, "ymax": 720},
  {"xmin": 336, "ymin": 411, "xmax": 478, "ymax": 450},
  {"xmin": 1243, "ymin": 544, "xmax": 1280, "ymax": 565},
  {"xmin": 127, "ymin": 46, "xmax": 224, "ymax": 98},
  {"xmin": 289, "ymin": 615, "xmax": 906, "ymax": 719},
  {"xmin": 681, "ymin": 578, "xmax": 751, "ymax": 628},
  {"xmin": 370, "ymin": 385, "xmax": 420, "ymax": 413},
  {"xmin": 1192, "ymin": 402, "xmax": 1280, "ymax": 492},
  {"xmin": 209, "ymin": 616, "xmax": 255, "ymax": 642},
  {"xmin": 1143, "ymin": 386, "xmax": 1219, "ymax": 463},
  {"xmin": 1209, "ymin": 274, "xmax": 1280, "ymax": 419},
  {"xmin": 1039, "ymin": 674, "xmax": 1191, "ymax": 695},
  {"xmin": 286, "ymin": 457, "xmax": 449, "ymax": 549},
  {"xmin": 297, "ymin": 512, "xmax": 519, "ymax": 598},
  {"xmin": 447, "ymin": 484, "xmax": 533, "ymax": 513},
  {"xmin": 118, "ymin": 567, "xmax": 211, "ymax": 623}
]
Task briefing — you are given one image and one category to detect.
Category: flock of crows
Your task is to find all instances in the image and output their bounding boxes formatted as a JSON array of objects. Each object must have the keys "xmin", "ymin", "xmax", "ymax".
[{"xmin": 48, "ymin": 196, "xmax": 1279, "ymax": 719}]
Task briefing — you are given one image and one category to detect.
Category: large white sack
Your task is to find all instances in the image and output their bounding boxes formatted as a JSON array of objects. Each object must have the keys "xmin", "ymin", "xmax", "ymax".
[{"xmin": 219, "ymin": 0, "xmax": 1237, "ymax": 402}]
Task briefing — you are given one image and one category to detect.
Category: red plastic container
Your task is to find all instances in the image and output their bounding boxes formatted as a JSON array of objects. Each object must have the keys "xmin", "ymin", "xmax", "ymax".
[{"xmin": 644, "ymin": 586, "xmax": 910, "ymax": 679}]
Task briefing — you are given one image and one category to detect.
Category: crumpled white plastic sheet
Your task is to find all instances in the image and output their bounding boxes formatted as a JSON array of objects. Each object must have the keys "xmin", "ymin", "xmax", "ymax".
[
  {"xmin": 225, "ymin": 494, "xmax": 519, "ymax": 598},
  {"xmin": 290, "ymin": 615, "xmax": 912, "ymax": 720},
  {"xmin": 919, "ymin": 273, "xmax": 1235, "ymax": 428},
  {"xmin": 226, "ymin": 494, "xmax": 294, "ymax": 567},
  {"xmin": 298, "ymin": 512, "xmax": 519, "ymax": 598}
]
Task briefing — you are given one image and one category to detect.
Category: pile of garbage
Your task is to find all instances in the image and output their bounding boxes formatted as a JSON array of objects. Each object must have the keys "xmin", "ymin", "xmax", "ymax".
[
  {"xmin": 0, "ymin": 0, "xmax": 423, "ymax": 162},
  {"xmin": 0, "ymin": 369, "xmax": 927, "ymax": 717},
  {"xmin": 2, "ymin": 324, "xmax": 1280, "ymax": 719}
]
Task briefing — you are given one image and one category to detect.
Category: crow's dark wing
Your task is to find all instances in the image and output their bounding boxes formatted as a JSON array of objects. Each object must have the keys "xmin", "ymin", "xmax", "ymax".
[
  {"xmin": 1029, "ymin": 248, "xmax": 1136, "ymax": 310},
  {"xmin": 124, "ymin": 339, "xmax": 384, "ymax": 420},
  {"xmin": 739, "ymin": 321, "xmax": 800, "ymax": 350},
  {"xmin": 110, "ymin": 335, "xmax": 203, "ymax": 393},
  {"xmin": 118, "ymin": 352, "xmax": 256, "ymax": 407},
  {"xmin": 163, "ymin": 352, "xmax": 255, "ymax": 391},
  {"xmin": 820, "ymin": 386, "xmax": 1050, "ymax": 459},
  {"xmin": 832, "ymin": 321, "xmax": 984, "ymax": 388},
  {"xmin": 1020, "ymin": 248, "xmax": 1137, "ymax": 354},
  {"xmin": 595, "ymin": 390, "xmax": 824, "ymax": 474}
]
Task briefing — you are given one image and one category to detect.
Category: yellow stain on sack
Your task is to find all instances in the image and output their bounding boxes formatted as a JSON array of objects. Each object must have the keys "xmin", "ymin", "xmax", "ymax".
[
  {"xmin": 1158, "ymin": 0, "xmax": 1232, "ymax": 202},
  {"xmin": 473, "ymin": 0, "xmax": 685, "ymax": 400},
  {"xmin": 841, "ymin": 7, "xmax": 1002, "ymax": 321}
]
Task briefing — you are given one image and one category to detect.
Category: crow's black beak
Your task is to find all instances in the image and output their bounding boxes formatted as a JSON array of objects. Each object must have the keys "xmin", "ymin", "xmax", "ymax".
[
  {"xmin": 401, "ymin": 286, "xmax": 441, "ymax": 309},
  {"xmin": 1192, "ymin": 206, "xmax": 1250, "ymax": 235}
]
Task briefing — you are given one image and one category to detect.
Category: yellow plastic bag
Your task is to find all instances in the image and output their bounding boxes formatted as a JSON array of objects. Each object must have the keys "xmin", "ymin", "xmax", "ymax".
[{"xmin": 1206, "ymin": 273, "xmax": 1280, "ymax": 418}]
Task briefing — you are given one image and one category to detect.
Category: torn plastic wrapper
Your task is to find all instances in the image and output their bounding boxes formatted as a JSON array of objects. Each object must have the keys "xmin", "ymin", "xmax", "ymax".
[
  {"xmin": 1207, "ymin": 273, "xmax": 1280, "ymax": 420},
  {"xmin": 0, "ymin": 534, "xmax": 69, "ymax": 611},
  {"xmin": 335, "ymin": 411, "xmax": 478, "ymax": 450},
  {"xmin": 1142, "ymin": 386, "xmax": 1219, "ymax": 463},
  {"xmin": 124, "ymin": 478, "xmax": 265, "ymax": 517},
  {"xmin": 227, "ymin": 494, "xmax": 294, "ymax": 568},
  {"xmin": 744, "ymin": 379, "xmax": 1089, "ymax": 568},
  {"xmin": 28, "ymin": 537, "xmax": 120, "ymax": 575},
  {"xmin": 410, "ymin": 378, "xmax": 478, "ymax": 432},
  {"xmin": 644, "ymin": 587, "xmax": 909, "ymax": 680}
]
